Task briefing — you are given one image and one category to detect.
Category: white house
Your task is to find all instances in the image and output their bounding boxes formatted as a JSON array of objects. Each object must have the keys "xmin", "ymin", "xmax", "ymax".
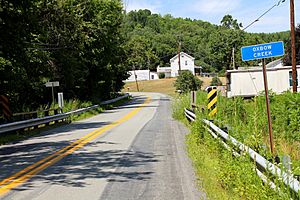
[
  {"xmin": 226, "ymin": 61, "xmax": 300, "ymax": 97},
  {"xmin": 157, "ymin": 52, "xmax": 199, "ymax": 77},
  {"xmin": 125, "ymin": 70, "xmax": 159, "ymax": 82}
]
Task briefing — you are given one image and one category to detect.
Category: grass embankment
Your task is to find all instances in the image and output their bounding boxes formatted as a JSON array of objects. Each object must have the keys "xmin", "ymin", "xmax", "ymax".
[
  {"xmin": 173, "ymin": 91, "xmax": 300, "ymax": 200},
  {"xmin": 122, "ymin": 78, "xmax": 177, "ymax": 96},
  {"xmin": 0, "ymin": 95, "xmax": 130, "ymax": 145},
  {"xmin": 122, "ymin": 76, "xmax": 226, "ymax": 96},
  {"xmin": 197, "ymin": 76, "xmax": 226, "ymax": 90}
]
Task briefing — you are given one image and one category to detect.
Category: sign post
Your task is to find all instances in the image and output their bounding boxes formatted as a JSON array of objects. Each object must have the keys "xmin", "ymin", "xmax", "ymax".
[
  {"xmin": 191, "ymin": 91, "xmax": 197, "ymax": 111},
  {"xmin": 262, "ymin": 59, "xmax": 275, "ymax": 155},
  {"xmin": 241, "ymin": 41, "xmax": 284, "ymax": 156},
  {"xmin": 45, "ymin": 81, "xmax": 59, "ymax": 104},
  {"xmin": 58, "ymin": 92, "xmax": 64, "ymax": 113}
]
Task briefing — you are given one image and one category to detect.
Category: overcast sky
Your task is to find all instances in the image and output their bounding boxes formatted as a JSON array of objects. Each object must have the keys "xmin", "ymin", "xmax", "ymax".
[{"xmin": 123, "ymin": 0, "xmax": 299, "ymax": 33}]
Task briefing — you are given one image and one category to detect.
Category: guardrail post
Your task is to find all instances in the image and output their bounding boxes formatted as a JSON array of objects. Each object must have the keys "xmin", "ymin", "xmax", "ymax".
[
  {"xmin": 25, "ymin": 113, "xmax": 30, "ymax": 120},
  {"xmin": 33, "ymin": 112, "xmax": 38, "ymax": 119},
  {"xmin": 191, "ymin": 91, "xmax": 197, "ymax": 111},
  {"xmin": 45, "ymin": 110, "xmax": 49, "ymax": 117},
  {"xmin": 54, "ymin": 109, "xmax": 59, "ymax": 124}
]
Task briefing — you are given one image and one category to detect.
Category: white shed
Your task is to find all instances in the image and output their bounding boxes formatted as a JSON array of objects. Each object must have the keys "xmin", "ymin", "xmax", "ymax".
[
  {"xmin": 125, "ymin": 70, "xmax": 159, "ymax": 82},
  {"xmin": 226, "ymin": 65, "xmax": 300, "ymax": 97}
]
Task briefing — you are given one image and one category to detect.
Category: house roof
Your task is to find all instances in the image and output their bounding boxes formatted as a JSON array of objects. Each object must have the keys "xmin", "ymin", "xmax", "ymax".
[
  {"xmin": 266, "ymin": 59, "xmax": 283, "ymax": 68},
  {"xmin": 170, "ymin": 52, "xmax": 195, "ymax": 62}
]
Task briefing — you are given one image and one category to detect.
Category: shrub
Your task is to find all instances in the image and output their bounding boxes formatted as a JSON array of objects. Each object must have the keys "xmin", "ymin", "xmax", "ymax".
[
  {"xmin": 210, "ymin": 77, "xmax": 222, "ymax": 86},
  {"xmin": 174, "ymin": 70, "xmax": 202, "ymax": 93},
  {"xmin": 159, "ymin": 73, "xmax": 165, "ymax": 79}
]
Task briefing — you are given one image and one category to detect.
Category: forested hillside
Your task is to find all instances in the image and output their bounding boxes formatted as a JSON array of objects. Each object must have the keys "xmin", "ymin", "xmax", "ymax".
[
  {"xmin": 0, "ymin": 2, "xmax": 297, "ymax": 113},
  {"xmin": 123, "ymin": 9, "xmax": 292, "ymax": 73}
]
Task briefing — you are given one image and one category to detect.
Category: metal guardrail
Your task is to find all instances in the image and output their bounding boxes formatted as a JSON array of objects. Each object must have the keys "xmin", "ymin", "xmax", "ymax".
[
  {"xmin": 9, "ymin": 108, "xmax": 60, "ymax": 122},
  {"xmin": 184, "ymin": 108, "xmax": 300, "ymax": 195},
  {"xmin": 184, "ymin": 108, "xmax": 196, "ymax": 122},
  {"xmin": 0, "ymin": 94, "xmax": 130, "ymax": 134}
]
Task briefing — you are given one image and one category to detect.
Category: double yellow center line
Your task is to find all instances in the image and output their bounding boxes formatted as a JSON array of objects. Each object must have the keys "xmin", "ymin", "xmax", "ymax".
[{"xmin": 0, "ymin": 96, "xmax": 151, "ymax": 196}]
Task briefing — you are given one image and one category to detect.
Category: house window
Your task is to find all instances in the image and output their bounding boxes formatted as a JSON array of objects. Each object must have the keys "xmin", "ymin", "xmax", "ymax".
[
  {"xmin": 185, "ymin": 61, "xmax": 188, "ymax": 65},
  {"xmin": 289, "ymin": 71, "xmax": 298, "ymax": 86},
  {"xmin": 151, "ymin": 75, "xmax": 154, "ymax": 79}
]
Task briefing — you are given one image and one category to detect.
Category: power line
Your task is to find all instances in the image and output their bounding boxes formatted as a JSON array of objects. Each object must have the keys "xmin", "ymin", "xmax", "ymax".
[{"xmin": 242, "ymin": 0, "xmax": 286, "ymax": 31}]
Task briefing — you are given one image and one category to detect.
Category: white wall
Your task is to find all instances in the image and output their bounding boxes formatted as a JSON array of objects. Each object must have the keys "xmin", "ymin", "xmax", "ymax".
[
  {"xmin": 125, "ymin": 70, "xmax": 158, "ymax": 82},
  {"xmin": 150, "ymin": 72, "xmax": 159, "ymax": 80},
  {"xmin": 170, "ymin": 53, "xmax": 195, "ymax": 77},
  {"xmin": 227, "ymin": 66, "xmax": 300, "ymax": 97}
]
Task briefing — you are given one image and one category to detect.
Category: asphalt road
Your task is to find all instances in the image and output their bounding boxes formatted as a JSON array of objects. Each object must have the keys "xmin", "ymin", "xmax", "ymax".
[{"xmin": 0, "ymin": 92, "xmax": 205, "ymax": 200}]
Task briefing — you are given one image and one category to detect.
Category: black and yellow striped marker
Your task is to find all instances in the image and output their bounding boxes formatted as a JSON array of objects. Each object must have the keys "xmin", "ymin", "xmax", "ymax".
[
  {"xmin": 0, "ymin": 95, "xmax": 12, "ymax": 120},
  {"xmin": 207, "ymin": 88, "xmax": 217, "ymax": 117}
]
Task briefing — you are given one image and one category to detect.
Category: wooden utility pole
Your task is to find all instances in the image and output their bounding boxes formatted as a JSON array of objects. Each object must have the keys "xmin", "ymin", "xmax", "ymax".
[
  {"xmin": 147, "ymin": 57, "xmax": 150, "ymax": 80},
  {"xmin": 178, "ymin": 41, "xmax": 181, "ymax": 74},
  {"xmin": 133, "ymin": 66, "xmax": 139, "ymax": 92},
  {"xmin": 232, "ymin": 47, "xmax": 236, "ymax": 69},
  {"xmin": 262, "ymin": 59, "xmax": 275, "ymax": 156},
  {"xmin": 290, "ymin": 0, "xmax": 297, "ymax": 92}
]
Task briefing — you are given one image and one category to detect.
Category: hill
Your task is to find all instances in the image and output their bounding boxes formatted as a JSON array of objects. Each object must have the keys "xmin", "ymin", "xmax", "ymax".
[{"xmin": 123, "ymin": 10, "xmax": 291, "ymax": 74}]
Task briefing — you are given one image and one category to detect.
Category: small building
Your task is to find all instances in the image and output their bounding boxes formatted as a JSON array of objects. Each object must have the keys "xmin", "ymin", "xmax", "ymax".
[
  {"xmin": 157, "ymin": 52, "xmax": 200, "ymax": 77},
  {"xmin": 226, "ymin": 62, "xmax": 300, "ymax": 97},
  {"xmin": 156, "ymin": 66, "xmax": 172, "ymax": 78},
  {"xmin": 125, "ymin": 70, "xmax": 158, "ymax": 82}
]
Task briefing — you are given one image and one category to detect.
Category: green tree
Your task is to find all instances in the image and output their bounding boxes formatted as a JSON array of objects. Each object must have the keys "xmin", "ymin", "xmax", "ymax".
[
  {"xmin": 174, "ymin": 71, "xmax": 202, "ymax": 93},
  {"xmin": 283, "ymin": 24, "xmax": 300, "ymax": 65},
  {"xmin": 210, "ymin": 77, "xmax": 222, "ymax": 86},
  {"xmin": 221, "ymin": 14, "xmax": 242, "ymax": 30}
]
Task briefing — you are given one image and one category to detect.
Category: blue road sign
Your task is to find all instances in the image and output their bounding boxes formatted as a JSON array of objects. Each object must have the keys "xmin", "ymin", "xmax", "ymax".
[{"xmin": 241, "ymin": 41, "xmax": 284, "ymax": 61}]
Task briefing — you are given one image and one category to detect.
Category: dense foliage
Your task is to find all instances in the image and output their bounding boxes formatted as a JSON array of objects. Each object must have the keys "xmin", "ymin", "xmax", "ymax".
[
  {"xmin": 174, "ymin": 70, "xmax": 202, "ymax": 93},
  {"xmin": 283, "ymin": 24, "xmax": 300, "ymax": 65},
  {"xmin": 0, "ymin": 0, "xmax": 128, "ymax": 112}
]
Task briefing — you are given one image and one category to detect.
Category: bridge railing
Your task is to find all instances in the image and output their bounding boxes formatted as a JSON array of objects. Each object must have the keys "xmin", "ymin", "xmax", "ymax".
[
  {"xmin": 184, "ymin": 108, "xmax": 300, "ymax": 196},
  {"xmin": 0, "ymin": 94, "xmax": 130, "ymax": 134}
]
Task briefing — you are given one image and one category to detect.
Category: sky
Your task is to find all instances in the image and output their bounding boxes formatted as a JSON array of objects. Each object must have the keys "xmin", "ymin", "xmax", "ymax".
[{"xmin": 123, "ymin": 0, "xmax": 300, "ymax": 33}]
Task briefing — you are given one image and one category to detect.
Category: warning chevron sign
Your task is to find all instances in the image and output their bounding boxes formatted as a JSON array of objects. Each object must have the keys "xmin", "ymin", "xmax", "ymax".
[
  {"xmin": 0, "ymin": 95, "xmax": 12, "ymax": 120},
  {"xmin": 207, "ymin": 88, "xmax": 217, "ymax": 117}
]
